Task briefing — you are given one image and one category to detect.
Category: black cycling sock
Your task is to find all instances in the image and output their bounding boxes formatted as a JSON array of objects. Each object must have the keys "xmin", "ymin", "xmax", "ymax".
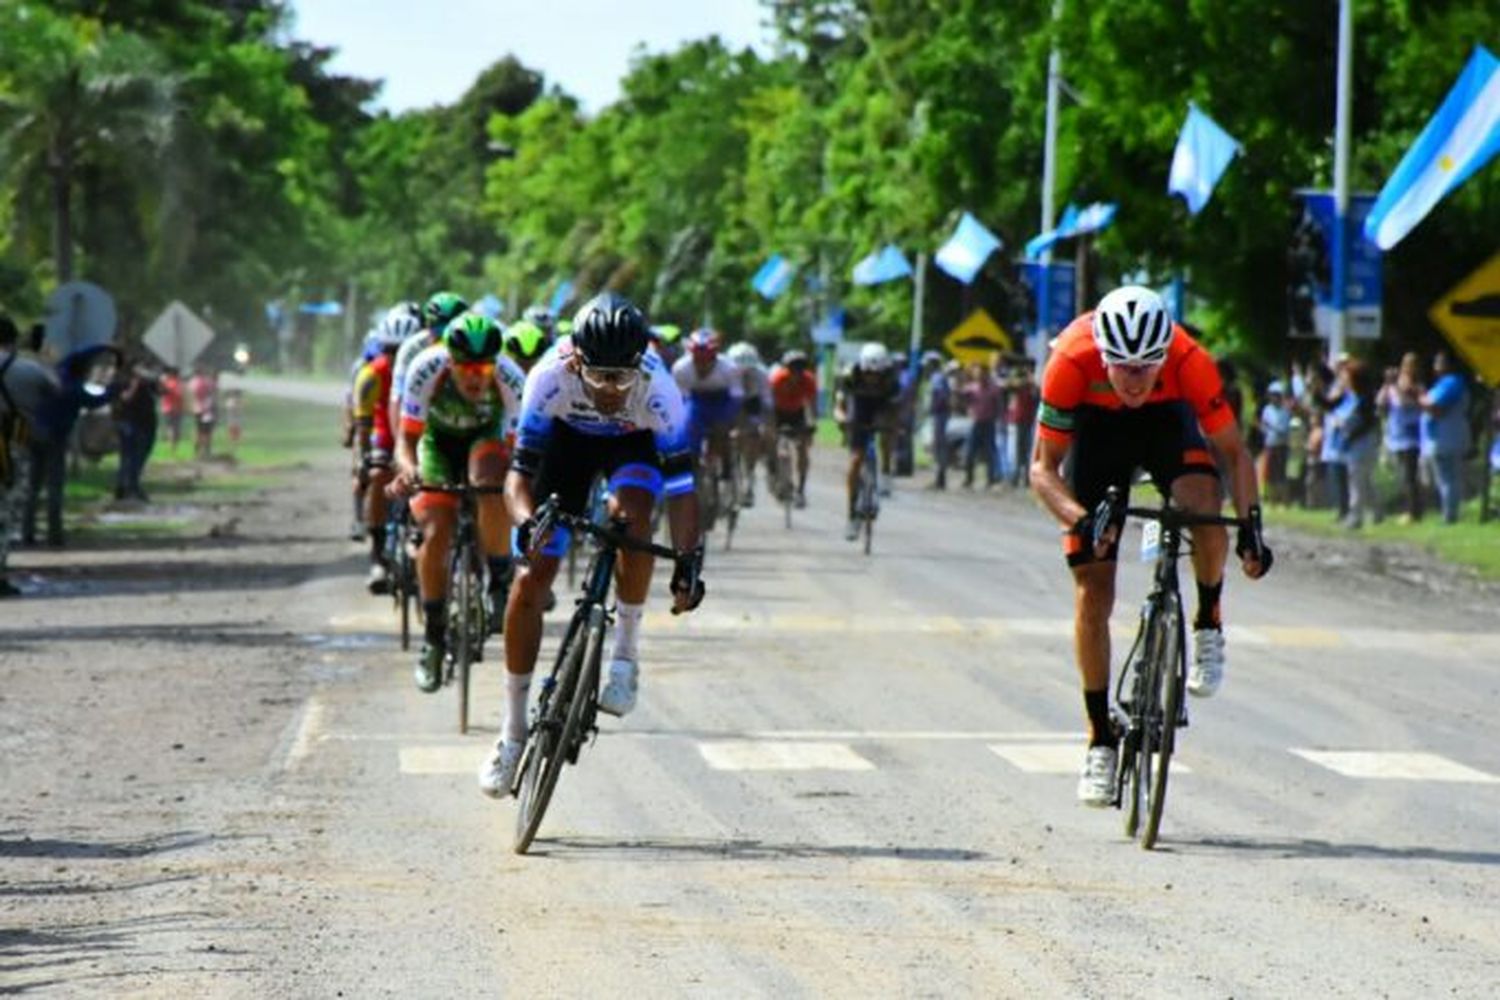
[
  {"xmin": 1085, "ymin": 689, "xmax": 1116, "ymax": 748},
  {"xmin": 1194, "ymin": 579, "xmax": 1223, "ymax": 630},
  {"xmin": 369, "ymin": 524, "xmax": 387, "ymax": 560},
  {"xmin": 423, "ymin": 600, "xmax": 446, "ymax": 645}
]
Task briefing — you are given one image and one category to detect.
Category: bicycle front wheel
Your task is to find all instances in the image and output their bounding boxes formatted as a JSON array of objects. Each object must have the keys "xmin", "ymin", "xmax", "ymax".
[
  {"xmin": 513, "ymin": 605, "xmax": 599, "ymax": 854},
  {"xmin": 1141, "ymin": 598, "xmax": 1185, "ymax": 850},
  {"xmin": 449, "ymin": 549, "xmax": 475, "ymax": 735}
]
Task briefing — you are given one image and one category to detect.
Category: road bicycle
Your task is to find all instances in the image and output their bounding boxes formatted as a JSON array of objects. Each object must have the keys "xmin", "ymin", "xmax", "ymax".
[
  {"xmin": 416, "ymin": 484, "xmax": 507, "ymax": 735},
  {"xmin": 511, "ymin": 494, "xmax": 680, "ymax": 854},
  {"xmin": 383, "ymin": 498, "xmax": 421, "ymax": 651},
  {"xmin": 853, "ymin": 434, "xmax": 879, "ymax": 555},
  {"xmin": 772, "ymin": 423, "xmax": 799, "ymax": 529},
  {"xmin": 1094, "ymin": 486, "xmax": 1243, "ymax": 849}
]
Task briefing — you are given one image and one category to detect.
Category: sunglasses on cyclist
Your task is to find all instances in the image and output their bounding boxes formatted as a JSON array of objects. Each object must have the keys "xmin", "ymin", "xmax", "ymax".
[
  {"xmin": 1104, "ymin": 359, "xmax": 1163, "ymax": 378},
  {"xmin": 453, "ymin": 360, "xmax": 495, "ymax": 379},
  {"xmin": 578, "ymin": 364, "xmax": 640, "ymax": 391}
]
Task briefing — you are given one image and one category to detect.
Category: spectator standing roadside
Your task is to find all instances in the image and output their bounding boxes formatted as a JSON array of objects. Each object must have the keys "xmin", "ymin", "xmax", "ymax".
[
  {"xmin": 959, "ymin": 361, "xmax": 1001, "ymax": 489},
  {"xmin": 1334, "ymin": 360, "xmax": 1380, "ymax": 528},
  {"xmin": 159, "ymin": 367, "xmax": 184, "ymax": 453},
  {"xmin": 1420, "ymin": 351, "xmax": 1471, "ymax": 524},
  {"xmin": 1321, "ymin": 362, "xmax": 1352, "ymax": 518},
  {"xmin": 1006, "ymin": 358, "xmax": 1037, "ymax": 488},
  {"xmin": 189, "ymin": 365, "xmax": 219, "ymax": 460},
  {"xmin": 1378, "ymin": 352, "xmax": 1424, "ymax": 522},
  {"xmin": 1257, "ymin": 381, "xmax": 1293, "ymax": 505},
  {"xmin": 922, "ymin": 353, "xmax": 952, "ymax": 489},
  {"xmin": 0, "ymin": 316, "xmax": 59, "ymax": 596},
  {"xmin": 225, "ymin": 388, "xmax": 243, "ymax": 452},
  {"xmin": 23, "ymin": 345, "xmax": 116, "ymax": 548},
  {"xmin": 112, "ymin": 356, "xmax": 159, "ymax": 501}
]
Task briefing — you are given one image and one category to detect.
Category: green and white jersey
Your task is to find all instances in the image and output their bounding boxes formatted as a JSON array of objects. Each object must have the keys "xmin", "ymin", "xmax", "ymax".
[{"xmin": 400, "ymin": 345, "xmax": 525, "ymax": 438}]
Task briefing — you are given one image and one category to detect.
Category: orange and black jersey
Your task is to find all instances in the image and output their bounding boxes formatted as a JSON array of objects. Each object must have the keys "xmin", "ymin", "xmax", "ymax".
[{"xmin": 1037, "ymin": 313, "xmax": 1236, "ymax": 446}]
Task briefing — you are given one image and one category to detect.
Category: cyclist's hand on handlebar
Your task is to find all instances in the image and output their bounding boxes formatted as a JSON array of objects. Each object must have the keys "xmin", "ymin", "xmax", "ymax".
[
  {"xmin": 1070, "ymin": 494, "xmax": 1123, "ymax": 560},
  {"xmin": 1236, "ymin": 504, "xmax": 1274, "ymax": 579},
  {"xmin": 388, "ymin": 466, "xmax": 420, "ymax": 499},
  {"xmin": 670, "ymin": 544, "xmax": 706, "ymax": 614}
]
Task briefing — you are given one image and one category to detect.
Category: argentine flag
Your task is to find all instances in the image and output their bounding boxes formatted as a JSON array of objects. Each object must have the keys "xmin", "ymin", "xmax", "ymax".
[
  {"xmin": 1168, "ymin": 104, "xmax": 1241, "ymax": 215},
  {"xmin": 852, "ymin": 244, "xmax": 913, "ymax": 286},
  {"xmin": 751, "ymin": 254, "xmax": 798, "ymax": 300},
  {"xmin": 933, "ymin": 212, "xmax": 1002, "ymax": 284},
  {"xmin": 1365, "ymin": 46, "xmax": 1500, "ymax": 251}
]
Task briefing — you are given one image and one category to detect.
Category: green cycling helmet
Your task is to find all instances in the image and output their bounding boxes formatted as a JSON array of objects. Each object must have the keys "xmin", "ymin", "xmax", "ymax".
[
  {"xmin": 443, "ymin": 313, "xmax": 502, "ymax": 362},
  {"xmin": 504, "ymin": 319, "xmax": 551, "ymax": 363},
  {"xmin": 424, "ymin": 291, "xmax": 470, "ymax": 331}
]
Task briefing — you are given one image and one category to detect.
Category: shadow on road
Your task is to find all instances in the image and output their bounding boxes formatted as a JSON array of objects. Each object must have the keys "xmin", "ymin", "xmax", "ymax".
[
  {"xmin": 0, "ymin": 621, "xmax": 302, "ymax": 653},
  {"xmin": 11, "ymin": 553, "xmax": 364, "ymax": 601},
  {"xmin": 0, "ymin": 830, "xmax": 213, "ymax": 860},
  {"xmin": 1181, "ymin": 835, "xmax": 1500, "ymax": 866},
  {"xmin": 530, "ymin": 835, "xmax": 990, "ymax": 862}
]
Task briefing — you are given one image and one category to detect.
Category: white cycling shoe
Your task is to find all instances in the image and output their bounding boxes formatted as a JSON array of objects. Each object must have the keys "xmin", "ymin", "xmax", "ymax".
[
  {"xmin": 478, "ymin": 739, "xmax": 524, "ymax": 798},
  {"xmin": 1188, "ymin": 626, "xmax": 1226, "ymax": 698},
  {"xmin": 597, "ymin": 658, "xmax": 638, "ymax": 717},
  {"xmin": 1077, "ymin": 745, "xmax": 1117, "ymax": 808}
]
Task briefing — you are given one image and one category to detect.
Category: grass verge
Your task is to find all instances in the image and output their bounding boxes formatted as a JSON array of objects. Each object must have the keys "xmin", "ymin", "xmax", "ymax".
[{"xmin": 1267, "ymin": 499, "xmax": 1500, "ymax": 580}]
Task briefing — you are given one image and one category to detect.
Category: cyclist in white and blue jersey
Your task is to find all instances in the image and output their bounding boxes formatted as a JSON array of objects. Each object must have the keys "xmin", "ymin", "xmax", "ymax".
[{"xmin": 478, "ymin": 293, "xmax": 706, "ymax": 798}]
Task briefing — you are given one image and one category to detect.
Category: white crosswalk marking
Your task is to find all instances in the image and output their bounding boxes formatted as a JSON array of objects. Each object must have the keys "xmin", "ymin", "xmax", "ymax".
[
  {"xmin": 399, "ymin": 745, "xmax": 480, "ymax": 775},
  {"xmin": 989, "ymin": 743, "xmax": 1192, "ymax": 774},
  {"xmin": 1291, "ymin": 750, "xmax": 1500, "ymax": 783},
  {"xmin": 697, "ymin": 740, "xmax": 875, "ymax": 771}
]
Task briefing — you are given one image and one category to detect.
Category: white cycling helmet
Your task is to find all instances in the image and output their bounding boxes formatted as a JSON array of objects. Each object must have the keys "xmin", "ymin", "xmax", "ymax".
[
  {"xmin": 726, "ymin": 342, "xmax": 760, "ymax": 367},
  {"xmin": 859, "ymin": 342, "xmax": 891, "ymax": 370},
  {"xmin": 1091, "ymin": 285, "xmax": 1174, "ymax": 365},
  {"xmin": 373, "ymin": 312, "xmax": 420, "ymax": 352}
]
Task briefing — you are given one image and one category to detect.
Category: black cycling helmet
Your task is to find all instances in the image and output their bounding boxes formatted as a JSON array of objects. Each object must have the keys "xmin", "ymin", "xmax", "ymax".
[
  {"xmin": 443, "ymin": 314, "xmax": 502, "ymax": 362},
  {"xmin": 571, "ymin": 293, "xmax": 648, "ymax": 368},
  {"xmin": 424, "ymin": 291, "xmax": 469, "ymax": 332}
]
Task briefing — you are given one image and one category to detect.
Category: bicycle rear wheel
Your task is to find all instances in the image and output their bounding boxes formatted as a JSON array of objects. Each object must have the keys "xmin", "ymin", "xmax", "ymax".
[
  {"xmin": 449, "ymin": 549, "xmax": 475, "ymax": 735},
  {"xmin": 1141, "ymin": 599, "xmax": 1184, "ymax": 850},
  {"xmin": 513, "ymin": 605, "xmax": 600, "ymax": 854}
]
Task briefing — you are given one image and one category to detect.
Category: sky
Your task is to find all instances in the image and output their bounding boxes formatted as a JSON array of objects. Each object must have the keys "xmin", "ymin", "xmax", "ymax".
[{"xmin": 288, "ymin": 0, "xmax": 772, "ymax": 114}]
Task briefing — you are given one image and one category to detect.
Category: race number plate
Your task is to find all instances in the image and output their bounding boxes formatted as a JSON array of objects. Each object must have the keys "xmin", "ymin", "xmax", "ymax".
[{"xmin": 1140, "ymin": 520, "xmax": 1161, "ymax": 562}]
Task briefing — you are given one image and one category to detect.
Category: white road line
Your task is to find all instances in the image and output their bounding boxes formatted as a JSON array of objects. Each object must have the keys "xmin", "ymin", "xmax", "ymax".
[
  {"xmin": 1291, "ymin": 750, "xmax": 1500, "ymax": 783},
  {"xmin": 280, "ymin": 695, "xmax": 325, "ymax": 772},
  {"xmin": 741, "ymin": 729, "xmax": 1080, "ymax": 742},
  {"xmin": 988, "ymin": 742, "xmax": 1192, "ymax": 774},
  {"xmin": 399, "ymin": 745, "xmax": 483, "ymax": 775},
  {"xmin": 697, "ymin": 740, "xmax": 876, "ymax": 771}
]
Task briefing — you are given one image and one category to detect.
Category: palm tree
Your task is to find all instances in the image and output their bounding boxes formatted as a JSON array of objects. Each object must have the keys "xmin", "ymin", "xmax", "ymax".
[{"xmin": 0, "ymin": 8, "xmax": 175, "ymax": 282}]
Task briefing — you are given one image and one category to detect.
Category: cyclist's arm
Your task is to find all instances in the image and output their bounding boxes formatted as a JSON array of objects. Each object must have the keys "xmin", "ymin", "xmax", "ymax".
[
  {"xmin": 503, "ymin": 465, "xmax": 537, "ymax": 527},
  {"xmin": 1030, "ymin": 433, "xmax": 1088, "ymax": 529},
  {"xmin": 1205, "ymin": 423, "xmax": 1260, "ymax": 521}
]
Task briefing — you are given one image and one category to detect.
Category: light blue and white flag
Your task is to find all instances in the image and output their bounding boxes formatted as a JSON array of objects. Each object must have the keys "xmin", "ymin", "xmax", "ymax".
[
  {"xmin": 1365, "ymin": 46, "xmax": 1500, "ymax": 250},
  {"xmin": 473, "ymin": 293, "xmax": 504, "ymax": 319},
  {"xmin": 752, "ymin": 254, "xmax": 798, "ymax": 300},
  {"xmin": 811, "ymin": 306, "xmax": 846, "ymax": 345},
  {"xmin": 933, "ymin": 212, "xmax": 1002, "ymax": 284},
  {"xmin": 549, "ymin": 280, "xmax": 576, "ymax": 314},
  {"xmin": 1168, "ymin": 104, "xmax": 1242, "ymax": 215},
  {"xmin": 852, "ymin": 244, "xmax": 913, "ymax": 286},
  {"xmin": 1023, "ymin": 202, "xmax": 1118, "ymax": 260}
]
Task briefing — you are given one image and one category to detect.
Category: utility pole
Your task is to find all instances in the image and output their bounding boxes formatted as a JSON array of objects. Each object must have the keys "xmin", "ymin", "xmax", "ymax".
[
  {"xmin": 1330, "ymin": 0, "xmax": 1353, "ymax": 363},
  {"xmin": 1036, "ymin": 0, "xmax": 1063, "ymax": 367}
]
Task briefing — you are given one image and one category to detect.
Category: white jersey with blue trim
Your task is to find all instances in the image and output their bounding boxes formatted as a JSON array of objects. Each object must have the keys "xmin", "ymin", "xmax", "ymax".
[
  {"xmin": 516, "ymin": 336, "xmax": 692, "ymax": 459},
  {"xmin": 390, "ymin": 329, "xmax": 438, "ymax": 404},
  {"xmin": 672, "ymin": 355, "xmax": 743, "ymax": 398}
]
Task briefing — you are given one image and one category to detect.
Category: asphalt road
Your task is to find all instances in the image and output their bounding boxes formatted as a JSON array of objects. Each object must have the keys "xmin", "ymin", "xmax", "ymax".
[{"xmin": 3, "ymin": 377, "xmax": 1497, "ymax": 998}]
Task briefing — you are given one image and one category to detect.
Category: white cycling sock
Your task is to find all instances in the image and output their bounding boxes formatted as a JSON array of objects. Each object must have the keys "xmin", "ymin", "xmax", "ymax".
[
  {"xmin": 504, "ymin": 671, "xmax": 532, "ymax": 744},
  {"xmin": 611, "ymin": 601, "xmax": 645, "ymax": 663}
]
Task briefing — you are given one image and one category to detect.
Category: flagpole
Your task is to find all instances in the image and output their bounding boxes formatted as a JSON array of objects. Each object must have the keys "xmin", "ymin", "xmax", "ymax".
[
  {"xmin": 908, "ymin": 252, "xmax": 926, "ymax": 360},
  {"xmin": 1330, "ymin": 0, "xmax": 1353, "ymax": 362},
  {"xmin": 1036, "ymin": 0, "xmax": 1063, "ymax": 367}
]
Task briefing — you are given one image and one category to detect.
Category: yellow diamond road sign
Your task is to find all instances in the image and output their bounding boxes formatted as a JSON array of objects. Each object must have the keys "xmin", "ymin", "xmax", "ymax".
[
  {"xmin": 942, "ymin": 308, "xmax": 1012, "ymax": 365},
  {"xmin": 1429, "ymin": 250, "xmax": 1500, "ymax": 389}
]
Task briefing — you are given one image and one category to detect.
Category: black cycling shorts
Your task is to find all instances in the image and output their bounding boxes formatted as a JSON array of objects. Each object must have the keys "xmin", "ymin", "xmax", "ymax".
[
  {"xmin": 774, "ymin": 409, "xmax": 812, "ymax": 437},
  {"xmin": 848, "ymin": 398, "xmax": 896, "ymax": 451},
  {"xmin": 1065, "ymin": 400, "xmax": 1219, "ymax": 567},
  {"xmin": 526, "ymin": 420, "xmax": 665, "ymax": 517}
]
